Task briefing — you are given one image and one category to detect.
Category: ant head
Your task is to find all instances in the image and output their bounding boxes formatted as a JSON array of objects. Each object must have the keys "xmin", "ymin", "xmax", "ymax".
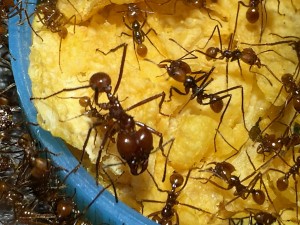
[
  {"xmin": 126, "ymin": 3, "xmax": 144, "ymax": 24},
  {"xmin": 216, "ymin": 162, "xmax": 236, "ymax": 181},
  {"xmin": 166, "ymin": 60, "xmax": 191, "ymax": 82},
  {"xmin": 170, "ymin": 172, "xmax": 184, "ymax": 188},
  {"xmin": 89, "ymin": 72, "xmax": 112, "ymax": 94}
]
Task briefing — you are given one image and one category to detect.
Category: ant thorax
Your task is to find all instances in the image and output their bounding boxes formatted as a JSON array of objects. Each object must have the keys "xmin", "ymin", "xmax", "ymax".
[{"xmin": 28, "ymin": 0, "xmax": 300, "ymax": 224}]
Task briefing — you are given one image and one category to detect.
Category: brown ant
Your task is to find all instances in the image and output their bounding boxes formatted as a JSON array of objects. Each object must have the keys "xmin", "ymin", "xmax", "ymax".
[
  {"xmin": 31, "ymin": 44, "xmax": 166, "ymax": 179},
  {"xmin": 196, "ymin": 161, "xmax": 273, "ymax": 207},
  {"xmin": 241, "ymin": 34, "xmax": 300, "ymax": 79},
  {"xmin": 140, "ymin": 169, "xmax": 213, "ymax": 225},
  {"xmin": 267, "ymin": 149, "xmax": 300, "ymax": 223},
  {"xmin": 25, "ymin": 0, "xmax": 79, "ymax": 71},
  {"xmin": 232, "ymin": 0, "xmax": 284, "ymax": 43},
  {"xmin": 157, "ymin": 52, "xmax": 247, "ymax": 152},
  {"xmin": 184, "ymin": 25, "xmax": 280, "ymax": 87},
  {"xmin": 117, "ymin": 3, "xmax": 162, "ymax": 69}
]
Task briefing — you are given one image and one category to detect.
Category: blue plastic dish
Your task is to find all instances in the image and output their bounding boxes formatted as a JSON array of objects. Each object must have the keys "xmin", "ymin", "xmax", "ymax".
[{"xmin": 8, "ymin": 2, "xmax": 157, "ymax": 225}]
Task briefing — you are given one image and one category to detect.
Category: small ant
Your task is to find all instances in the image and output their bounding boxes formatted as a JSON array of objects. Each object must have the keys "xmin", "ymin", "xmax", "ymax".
[
  {"xmin": 186, "ymin": 25, "xmax": 280, "ymax": 87},
  {"xmin": 140, "ymin": 169, "xmax": 213, "ymax": 225},
  {"xmin": 267, "ymin": 151, "xmax": 300, "ymax": 223},
  {"xmin": 157, "ymin": 52, "xmax": 247, "ymax": 152},
  {"xmin": 196, "ymin": 161, "xmax": 272, "ymax": 207},
  {"xmin": 118, "ymin": 3, "xmax": 162, "ymax": 69},
  {"xmin": 232, "ymin": 0, "xmax": 284, "ymax": 43},
  {"xmin": 25, "ymin": 0, "xmax": 79, "ymax": 71},
  {"xmin": 32, "ymin": 44, "xmax": 167, "ymax": 179},
  {"xmin": 242, "ymin": 34, "xmax": 300, "ymax": 79}
]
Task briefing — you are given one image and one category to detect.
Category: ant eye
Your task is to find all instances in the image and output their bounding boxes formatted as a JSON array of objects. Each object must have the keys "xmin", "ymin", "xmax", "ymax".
[{"xmin": 89, "ymin": 72, "xmax": 112, "ymax": 93}]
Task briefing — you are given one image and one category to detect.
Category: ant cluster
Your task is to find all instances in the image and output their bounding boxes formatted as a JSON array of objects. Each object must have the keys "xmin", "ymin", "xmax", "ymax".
[
  {"xmin": 0, "ymin": 2, "xmax": 114, "ymax": 224},
  {"xmin": 10, "ymin": 0, "xmax": 300, "ymax": 224}
]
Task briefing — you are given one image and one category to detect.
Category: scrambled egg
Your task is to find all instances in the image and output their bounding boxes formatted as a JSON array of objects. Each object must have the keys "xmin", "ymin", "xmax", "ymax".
[{"xmin": 29, "ymin": 0, "xmax": 300, "ymax": 224}]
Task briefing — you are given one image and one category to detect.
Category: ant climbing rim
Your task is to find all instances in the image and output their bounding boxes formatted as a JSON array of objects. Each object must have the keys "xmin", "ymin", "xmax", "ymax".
[{"xmin": 8, "ymin": 1, "xmax": 157, "ymax": 225}]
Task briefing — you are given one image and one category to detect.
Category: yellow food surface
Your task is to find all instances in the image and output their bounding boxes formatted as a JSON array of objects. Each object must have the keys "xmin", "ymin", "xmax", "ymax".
[{"xmin": 29, "ymin": 0, "xmax": 300, "ymax": 224}]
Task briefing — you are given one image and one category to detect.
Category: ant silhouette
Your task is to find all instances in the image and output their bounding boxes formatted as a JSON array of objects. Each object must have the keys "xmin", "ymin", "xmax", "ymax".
[
  {"xmin": 31, "ymin": 43, "xmax": 167, "ymax": 180},
  {"xmin": 155, "ymin": 50, "xmax": 247, "ymax": 152}
]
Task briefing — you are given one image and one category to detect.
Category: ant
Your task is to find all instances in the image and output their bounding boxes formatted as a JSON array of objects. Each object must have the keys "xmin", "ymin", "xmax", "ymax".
[
  {"xmin": 196, "ymin": 161, "xmax": 273, "ymax": 208},
  {"xmin": 241, "ymin": 34, "xmax": 300, "ymax": 80},
  {"xmin": 266, "ymin": 169, "xmax": 299, "ymax": 223},
  {"xmin": 157, "ymin": 51, "xmax": 247, "ymax": 152},
  {"xmin": 25, "ymin": 0, "xmax": 79, "ymax": 71},
  {"xmin": 117, "ymin": 3, "xmax": 162, "ymax": 69},
  {"xmin": 185, "ymin": 25, "xmax": 280, "ymax": 87},
  {"xmin": 140, "ymin": 169, "xmax": 213, "ymax": 225},
  {"xmin": 232, "ymin": 0, "xmax": 284, "ymax": 43},
  {"xmin": 32, "ymin": 44, "xmax": 167, "ymax": 179}
]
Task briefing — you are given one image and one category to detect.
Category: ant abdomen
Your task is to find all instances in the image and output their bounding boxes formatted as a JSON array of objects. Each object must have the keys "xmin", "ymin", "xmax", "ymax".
[
  {"xmin": 276, "ymin": 176, "xmax": 289, "ymax": 191},
  {"xmin": 209, "ymin": 95, "xmax": 224, "ymax": 113},
  {"xmin": 246, "ymin": 6, "xmax": 260, "ymax": 23},
  {"xmin": 251, "ymin": 189, "xmax": 265, "ymax": 205},
  {"xmin": 205, "ymin": 47, "xmax": 219, "ymax": 60}
]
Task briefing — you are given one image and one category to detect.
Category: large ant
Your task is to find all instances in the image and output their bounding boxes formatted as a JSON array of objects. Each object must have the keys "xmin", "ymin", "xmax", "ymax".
[
  {"xmin": 140, "ymin": 169, "xmax": 213, "ymax": 225},
  {"xmin": 157, "ymin": 52, "xmax": 247, "ymax": 152},
  {"xmin": 32, "ymin": 44, "xmax": 166, "ymax": 179}
]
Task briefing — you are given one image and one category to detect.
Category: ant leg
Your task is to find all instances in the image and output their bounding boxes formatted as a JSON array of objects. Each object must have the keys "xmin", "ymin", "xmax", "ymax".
[
  {"xmin": 144, "ymin": 28, "xmax": 164, "ymax": 57},
  {"xmin": 202, "ymin": 25, "xmax": 222, "ymax": 50},
  {"xmin": 24, "ymin": 9, "xmax": 43, "ymax": 41},
  {"xmin": 168, "ymin": 86, "xmax": 189, "ymax": 102},
  {"xmin": 125, "ymin": 91, "xmax": 168, "ymax": 117}
]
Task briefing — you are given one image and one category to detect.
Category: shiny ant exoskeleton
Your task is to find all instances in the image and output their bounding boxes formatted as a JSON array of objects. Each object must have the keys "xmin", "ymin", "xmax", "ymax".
[
  {"xmin": 241, "ymin": 34, "xmax": 300, "ymax": 78},
  {"xmin": 196, "ymin": 161, "xmax": 272, "ymax": 207},
  {"xmin": 32, "ymin": 44, "xmax": 167, "ymax": 179},
  {"xmin": 157, "ymin": 53, "xmax": 247, "ymax": 152},
  {"xmin": 140, "ymin": 169, "xmax": 213, "ymax": 225},
  {"xmin": 25, "ymin": 0, "xmax": 79, "ymax": 71},
  {"xmin": 118, "ymin": 3, "xmax": 162, "ymax": 69}
]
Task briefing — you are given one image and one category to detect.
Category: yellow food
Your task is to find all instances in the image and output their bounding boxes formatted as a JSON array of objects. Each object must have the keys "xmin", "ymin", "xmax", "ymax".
[{"xmin": 29, "ymin": 0, "xmax": 300, "ymax": 224}]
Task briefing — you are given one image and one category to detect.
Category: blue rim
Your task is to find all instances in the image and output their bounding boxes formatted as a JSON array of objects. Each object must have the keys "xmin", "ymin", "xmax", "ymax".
[{"xmin": 8, "ymin": 2, "xmax": 157, "ymax": 225}]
